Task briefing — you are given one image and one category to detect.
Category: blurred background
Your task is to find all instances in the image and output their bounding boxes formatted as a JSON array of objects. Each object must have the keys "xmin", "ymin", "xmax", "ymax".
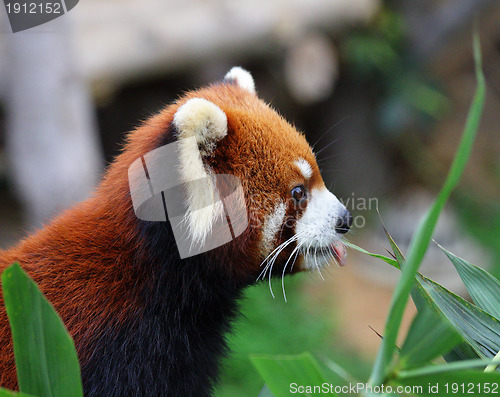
[{"xmin": 0, "ymin": 0, "xmax": 499, "ymax": 395}]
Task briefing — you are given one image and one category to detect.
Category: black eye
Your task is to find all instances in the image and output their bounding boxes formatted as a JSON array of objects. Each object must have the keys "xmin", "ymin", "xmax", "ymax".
[{"xmin": 291, "ymin": 185, "xmax": 306, "ymax": 203}]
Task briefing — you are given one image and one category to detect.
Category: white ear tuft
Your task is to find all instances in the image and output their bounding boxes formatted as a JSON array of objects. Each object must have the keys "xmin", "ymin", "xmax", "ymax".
[
  {"xmin": 224, "ymin": 66, "xmax": 256, "ymax": 94},
  {"xmin": 173, "ymin": 98, "xmax": 227, "ymax": 155}
]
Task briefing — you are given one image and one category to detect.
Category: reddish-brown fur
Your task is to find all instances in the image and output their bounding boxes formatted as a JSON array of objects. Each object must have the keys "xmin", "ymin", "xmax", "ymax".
[{"xmin": 0, "ymin": 81, "xmax": 323, "ymax": 390}]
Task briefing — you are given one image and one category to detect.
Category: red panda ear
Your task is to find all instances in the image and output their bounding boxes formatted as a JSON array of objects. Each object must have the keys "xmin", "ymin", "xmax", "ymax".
[
  {"xmin": 173, "ymin": 98, "xmax": 228, "ymax": 156},
  {"xmin": 224, "ymin": 67, "xmax": 256, "ymax": 94}
]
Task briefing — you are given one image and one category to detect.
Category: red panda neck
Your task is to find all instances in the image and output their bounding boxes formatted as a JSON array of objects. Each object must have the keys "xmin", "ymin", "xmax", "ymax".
[{"xmin": 78, "ymin": 214, "xmax": 245, "ymax": 396}]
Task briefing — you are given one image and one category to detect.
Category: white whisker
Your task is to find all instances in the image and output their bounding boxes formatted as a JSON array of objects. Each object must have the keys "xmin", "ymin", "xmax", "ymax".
[
  {"xmin": 281, "ymin": 245, "xmax": 301, "ymax": 303},
  {"xmin": 257, "ymin": 235, "xmax": 297, "ymax": 281},
  {"xmin": 314, "ymin": 247, "xmax": 325, "ymax": 281}
]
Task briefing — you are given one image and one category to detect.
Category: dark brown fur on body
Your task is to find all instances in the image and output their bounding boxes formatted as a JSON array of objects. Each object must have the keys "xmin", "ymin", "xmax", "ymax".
[{"xmin": 0, "ymin": 81, "xmax": 320, "ymax": 395}]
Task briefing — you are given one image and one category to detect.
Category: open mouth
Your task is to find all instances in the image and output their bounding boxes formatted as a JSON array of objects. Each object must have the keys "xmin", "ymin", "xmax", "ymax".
[
  {"xmin": 301, "ymin": 241, "xmax": 347, "ymax": 267},
  {"xmin": 331, "ymin": 241, "xmax": 347, "ymax": 266}
]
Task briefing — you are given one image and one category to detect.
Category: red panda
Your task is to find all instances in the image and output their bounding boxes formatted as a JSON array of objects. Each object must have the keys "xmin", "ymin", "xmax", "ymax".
[{"xmin": 0, "ymin": 67, "xmax": 352, "ymax": 396}]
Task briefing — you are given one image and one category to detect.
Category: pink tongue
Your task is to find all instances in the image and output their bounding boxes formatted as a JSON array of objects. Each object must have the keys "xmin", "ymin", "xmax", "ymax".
[{"xmin": 332, "ymin": 242, "xmax": 347, "ymax": 267}]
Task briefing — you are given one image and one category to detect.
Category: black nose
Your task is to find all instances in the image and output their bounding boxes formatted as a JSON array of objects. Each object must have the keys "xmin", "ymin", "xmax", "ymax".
[{"xmin": 335, "ymin": 209, "xmax": 352, "ymax": 234}]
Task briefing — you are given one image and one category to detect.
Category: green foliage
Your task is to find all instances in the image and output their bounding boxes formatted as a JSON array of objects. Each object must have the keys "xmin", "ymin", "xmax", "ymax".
[
  {"xmin": 399, "ymin": 307, "xmax": 462, "ymax": 368},
  {"xmin": 216, "ymin": 278, "xmax": 370, "ymax": 396},
  {"xmin": 416, "ymin": 273, "xmax": 500, "ymax": 360},
  {"xmin": 368, "ymin": 30, "xmax": 486, "ymax": 387},
  {"xmin": 250, "ymin": 34, "xmax": 500, "ymax": 396},
  {"xmin": 0, "ymin": 389, "xmax": 34, "ymax": 397},
  {"xmin": 439, "ymin": 244, "xmax": 500, "ymax": 319},
  {"xmin": 250, "ymin": 353, "xmax": 330, "ymax": 397},
  {"xmin": 1, "ymin": 263, "xmax": 83, "ymax": 397}
]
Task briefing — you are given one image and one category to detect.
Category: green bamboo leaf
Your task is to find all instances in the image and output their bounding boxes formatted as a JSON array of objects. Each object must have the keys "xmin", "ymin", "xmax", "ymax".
[
  {"xmin": 410, "ymin": 268, "xmax": 480, "ymax": 363},
  {"xmin": 399, "ymin": 358, "xmax": 496, "ymax": 376},
  {"xmin": 1, "ymin": 264, "xmax": 83, "ymax": 397},
  {"xmin": 368, "ymin": 32, "xmax": 486, "ymax": 386},
  {"xmin": 443, "ymin": 342, "xmax": 480, "ymax": 363},
  {"xmin": 250, "ymin": 353, "xmax": 333, "ymax": 397},
  {"xmin": 378, "ymin": 237, "xmax": 480, "ymax": 363},
  {"xmin": 380, "ymin": 220, "xmax": 405, "ymax": 267},
  {"xmin": 344, "ymin": 242, "xmax": 399, "ymax": 269},
  {"xmin": 437, "ymin": 243, "xmax": 500, "ymax": 319},
  {"xmin": 376, "ymin": 226, "xmax": 476, "ymax": 366},
  {"xmin": 369, "ymin": 208, "xmax": 486, "ymax": 366},
  {"xmin": 417, "ymin": 273, "xmax": 500, "ymax": 359},
  {"xmin": 400, "ymin": 306, "xmax": 462, "ymax": 367},
  {"xmin": 368, "ymin": 219, "xmax": 483, "ymax": 364}
]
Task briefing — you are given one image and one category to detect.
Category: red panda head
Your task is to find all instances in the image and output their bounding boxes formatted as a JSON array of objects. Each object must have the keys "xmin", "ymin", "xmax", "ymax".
[
  {"xmin": 0, "ymin": 68, "xmax": 352, "ymax": 395},
  {"xmin": 126, "ymin": 67, "xmax": 351, "ymax": 283}
]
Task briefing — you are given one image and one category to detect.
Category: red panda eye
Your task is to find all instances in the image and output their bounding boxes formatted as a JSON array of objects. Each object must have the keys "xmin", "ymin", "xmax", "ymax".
[{"xmin": 291, "ymin": 185, "xmax": 306, "ymax": 203}]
